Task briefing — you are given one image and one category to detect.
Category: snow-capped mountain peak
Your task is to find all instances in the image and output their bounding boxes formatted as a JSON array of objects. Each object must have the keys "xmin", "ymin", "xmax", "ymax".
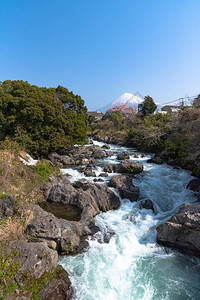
[{"xmin": 113, "ymin": 93, "xmax": 143, "ymax": 105}]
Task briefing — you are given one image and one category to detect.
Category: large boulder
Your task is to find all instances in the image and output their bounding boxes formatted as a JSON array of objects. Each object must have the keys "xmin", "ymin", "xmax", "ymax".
[
  {"xmin": 157, "ymin": 202, "xmax": 200, "ymax": 257},
  {"xmin": 101, "ymin": 144, "xmax": 110, "ymax": 149},
  {"xmin": 47, "ymin": 183, "xmax": 78, "ymax": 205},
  {"xmin": 47, "ymin": 179, "xmax": 120, "ymax": 218},
  {"xmin": 186, "ymin": 179, "xmax": 200, "ymax": 192},
  {"xmin": 104, "ymin": 160, "xmax": 143, "ymax": 175},
  {"xmin": 84, "ymin": 170, "xmax": 96, "ymax": 177},
  {"xmin": 139, "ymin": 199, "xmax": 155, "ymax": 212},
  {"xmin": 8, "ymin": 241, "xmax": 58, "ymax": 284},
  {"xmin": 25, "ymin": 205, "xmax": 81, "ymax": 255},
  {"xmin": 25, "ymin": 206, "xmax": 61, "ymax": 241},
  {"xmin": 73, "ymin": 179, "xmax": 121, "ymax": 215},
  {"xmin": 39, "ymin": 265, "xmax": 73, "ymax": 300},
  {"xmin": 116, "ymin": 151, "xmax": 130, "ymax": 160},
  {"xmin": 115, "ymin": 160, "xmax": 143, "ymax": 174},
  {"xmin": 109, "ymin": 175, "xmax": 139, "ymax": 202},
  {"xmin": 99, "ymin": 172, "xmax": 108, "ymax": 177},
  {"xmin": 92, "ymin": 149, "xmax": 110, "ymax": 159},
  {"xmin": 147, "ymin": 156, "xmax": 164, "ymax": 164}
]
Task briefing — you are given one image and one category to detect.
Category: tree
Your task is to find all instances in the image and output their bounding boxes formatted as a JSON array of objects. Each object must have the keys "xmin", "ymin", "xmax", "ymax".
[
  {"xmin": 138, "ymin": 96, "xmax": 157, "ymax": 117},
  {"xmin": 193, "ymin": 94, "xmax": 200, "ymax": 108},
  {"xmin": 0, "ymin": 80, "xmax": 88, "ymax": 156},
  {"xmin": 106, "ymin": 104, "xmax": 137, "ymax": 118}
]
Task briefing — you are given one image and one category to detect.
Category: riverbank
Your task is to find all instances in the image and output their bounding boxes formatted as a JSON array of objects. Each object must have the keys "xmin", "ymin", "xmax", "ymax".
[{"xmin": 89, "ymin": 106, "xmax": 200, "ymax": 177}]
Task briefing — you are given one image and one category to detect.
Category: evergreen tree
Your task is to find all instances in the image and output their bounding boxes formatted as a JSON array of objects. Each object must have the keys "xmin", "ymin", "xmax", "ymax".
[{"xmin": 138, "ymin": 96, "xmax": 157, "ymax": 116}]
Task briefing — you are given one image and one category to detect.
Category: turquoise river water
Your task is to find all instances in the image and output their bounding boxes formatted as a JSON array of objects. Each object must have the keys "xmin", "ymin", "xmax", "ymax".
[{"xmin": 59, "ymin": 141, "xmax": 200, "ymax": 300}]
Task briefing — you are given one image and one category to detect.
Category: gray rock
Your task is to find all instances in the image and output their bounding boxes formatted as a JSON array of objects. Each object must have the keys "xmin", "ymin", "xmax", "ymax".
[
  {"xmin": 92, "ymin": 149, "xmax": 109, "ymax": 159},
  {"xmin": 25, "ymin": 206, "xmax": 61, "ymax": 240},
  {"xmin": 48, "ymin": 152, "xmax": 73, "ymax": 167},
  {"xmin": 60, "ymin": 230, "xmax": 80, "ymax": 255},
  {"xmin": 33, "ymin": 179, "xmax": 121, "ymax": 255},
  {"xmin": 104, "ymin": 160, "xmax": 143, "ymax": 174},
  {"xmin": 186, "ymin": 179, "xmax": 200, "ymax": 192},
  {"xmin": 8, "ymin": 240, "xmax": 58, "ymax": 284},
  {"xmin": 147, "ymin": 156, "xmax": 164, "ymax": 164},
  {"xmin": 139, "ymin": 199, "xmax": 155, "ymax": 212},
  {"xmin": 47, "ymin": 183, "xmax": 78, "ymax": 205},
  {"xmin": 104, "ymin": 165, "xmax": 114, "ymax": 173},
  {"xmin": 93, "ymin": 178, "xmax": 104, "ymax": 182},
  {"xmin": 39, "ymin": 265, "xmax": 73, "ymax": 300},
  {"xmin": 101, "ymin": 144, "xmax": 110, "ymax": 149},
  {"xmin": 157, "ymin": 202, "xmax": 200, "ymax": 257},
  {"xmin": 117, "ymin": 151, "xmax": 130, "ymax": 160},
  {"xmin": 99, "ymin": 172, "xmax": 108, "ymax": 177},
  {"xmin": 109, "ymin": 175, "xmax": 139, "ymax": 202},
  {"xmin": 1, "ymin": 196, "xmax": 17, "ymax": 217},
  {"xmin": 84, "ymin": 170, "xmax": 96, "ymax": 177},
  {"xmin": 49, "ymin": 145, "xmax": 97, "ymax": 167}
]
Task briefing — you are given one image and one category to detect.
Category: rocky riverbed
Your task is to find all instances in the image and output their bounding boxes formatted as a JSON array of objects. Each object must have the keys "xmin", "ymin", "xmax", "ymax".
[{"xmin": 4, "ymin": 140, "xmax": 200, "ymax": 299}]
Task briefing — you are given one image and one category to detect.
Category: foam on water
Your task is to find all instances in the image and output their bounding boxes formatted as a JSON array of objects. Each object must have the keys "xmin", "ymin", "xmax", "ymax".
[
  {"xmin": 59, "ymin": 142, "xmax": 200, "ymax": 300},
  {"xmin": 60, "ymin": 166, "xmax": 105, "ymax": 183}
]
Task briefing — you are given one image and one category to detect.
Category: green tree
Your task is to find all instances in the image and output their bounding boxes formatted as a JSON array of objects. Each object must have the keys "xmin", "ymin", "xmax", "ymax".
[
  {"xmin": 0, "ymin": 80, "xmax": 88, "ymax": 156},
  {"xmin": 138, "ymin": 95, "xmax": 157, "ymax": 117}
]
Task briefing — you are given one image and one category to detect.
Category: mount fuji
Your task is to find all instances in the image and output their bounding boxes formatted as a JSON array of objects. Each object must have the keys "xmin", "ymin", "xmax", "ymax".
[{"xmin": 98, "ymin": 93, "xmax": 143, "ymax": 113}]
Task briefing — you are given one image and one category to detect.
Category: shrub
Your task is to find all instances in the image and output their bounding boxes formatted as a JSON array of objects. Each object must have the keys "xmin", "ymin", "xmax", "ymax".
[{"xmin": 32, "ymin": 160, "xmax": 52, "ymax": 181}]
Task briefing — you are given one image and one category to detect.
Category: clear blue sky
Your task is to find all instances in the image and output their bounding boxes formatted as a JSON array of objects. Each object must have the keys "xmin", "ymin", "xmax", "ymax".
[{"xmin": 1, "ymin": 0, "xmax": 200, "ymax": 110}]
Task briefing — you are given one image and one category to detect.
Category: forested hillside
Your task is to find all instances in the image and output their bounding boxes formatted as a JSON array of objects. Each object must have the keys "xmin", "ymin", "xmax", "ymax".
[{"xmin": 0, "ymin": 80, "xmax": 87, "ymax": 156}]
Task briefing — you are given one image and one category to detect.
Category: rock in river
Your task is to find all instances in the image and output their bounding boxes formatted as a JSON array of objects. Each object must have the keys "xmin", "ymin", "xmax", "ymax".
[
  {"xmin": 109, "ymin": 175, "xmax": 139, "ymax": 202},
  {"xmin": 104, "ymin": 160, "xmax": 143, "ymax": 174},
  {"xmin": 157, "ymin": 202, "xmax": 200, "ymax": 257}
]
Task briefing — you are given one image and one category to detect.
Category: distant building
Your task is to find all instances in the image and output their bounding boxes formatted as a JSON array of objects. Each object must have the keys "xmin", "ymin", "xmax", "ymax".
[
  {"xmin": 154, "ymin": 110, "xmax": 167, "ymax": 115},
  {"xmin": 161, "ymin": 105, "xmax": 180, "ymax": 114},
  {"xmin": 87, "ymin": 111, "xmax": 103, "ymax": 120}
]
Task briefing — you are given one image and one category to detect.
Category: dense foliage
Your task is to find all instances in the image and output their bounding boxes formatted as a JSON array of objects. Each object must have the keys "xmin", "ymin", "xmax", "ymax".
[
  {"xmin": 138, "ymin": 95, "xmax": 157, "ymax": 116},
  {"xmin": 0, "ymin": 80, "xmax": 87, "ymax": 156}
]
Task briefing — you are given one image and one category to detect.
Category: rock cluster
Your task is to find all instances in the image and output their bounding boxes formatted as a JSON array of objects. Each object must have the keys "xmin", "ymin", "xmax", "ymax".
[
  {"xmin": 26, "ymin": 178, "xmax": 120, "ymax": 255},
  {"xmin": 49, "ymin": 145, "xmax": 111, "ymax": 167}
]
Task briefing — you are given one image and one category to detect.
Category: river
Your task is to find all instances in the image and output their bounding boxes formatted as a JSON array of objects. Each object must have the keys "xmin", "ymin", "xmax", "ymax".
[{"xmin": 59, "ymin": 141, "xmax": 200, "ymax": 300}]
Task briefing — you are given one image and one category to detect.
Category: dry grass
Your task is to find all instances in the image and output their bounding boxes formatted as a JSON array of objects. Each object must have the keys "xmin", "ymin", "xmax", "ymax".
[
  {"xmin": 0, "ymin": 210, "xmax": 33, "ymax": 242},
  {"xmin": 0, "ymin": 144, "xmax": 46, "ymax": 242},
  {"xmin": 0, "ymin": 149, "xmax": 44, "ymax": 203}
]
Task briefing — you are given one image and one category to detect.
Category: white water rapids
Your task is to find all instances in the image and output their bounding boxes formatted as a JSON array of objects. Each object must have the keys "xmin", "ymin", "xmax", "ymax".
[{"xmin": 59, "ymin": 141, "xmax": 200, "ymax": 300}]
